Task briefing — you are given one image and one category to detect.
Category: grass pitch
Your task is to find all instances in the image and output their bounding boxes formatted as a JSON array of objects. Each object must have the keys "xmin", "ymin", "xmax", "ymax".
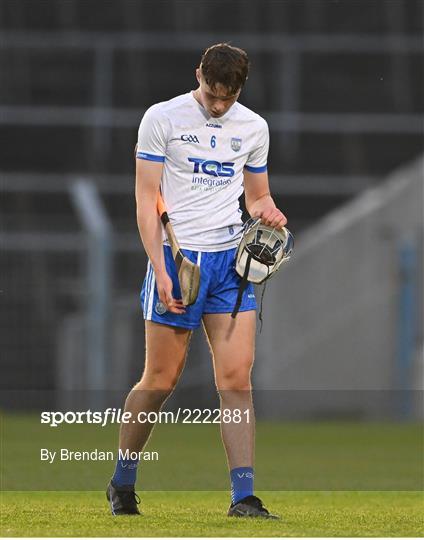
[
  {"xmin": 1, "ymin": 490, "xmax": 423, "ymax": 537},
  {"xmin": 2, "ymin": 416, "xmax": 422, "ymax": 491},
  {"xmin": 1, "ymin": 414, "xmax": 423, "ymax": 536}
]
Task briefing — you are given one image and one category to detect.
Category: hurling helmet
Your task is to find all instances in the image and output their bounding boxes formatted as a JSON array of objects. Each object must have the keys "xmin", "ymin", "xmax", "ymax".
[{"xmin": 231, "ymin": 218, "xmax": 294, "ymax": 318}]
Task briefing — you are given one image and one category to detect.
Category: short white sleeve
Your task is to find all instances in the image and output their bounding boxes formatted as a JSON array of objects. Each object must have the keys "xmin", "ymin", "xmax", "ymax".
[
  {"xmin": 244, "ymin": 118, "xmax": 269, "ymax": 173},
  {"xmin": 136, "ymin": 105, "xmax": 169, "ymax": 163}
]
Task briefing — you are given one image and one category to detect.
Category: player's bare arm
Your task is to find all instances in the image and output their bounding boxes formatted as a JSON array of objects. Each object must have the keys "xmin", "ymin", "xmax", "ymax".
[
  {"xmin": 135, "ymin": 158, "xmax": 185, "ymax": 314},
  {"xmin": 244, "ymin": 169, "xmax": 287, "ymax": 229}
]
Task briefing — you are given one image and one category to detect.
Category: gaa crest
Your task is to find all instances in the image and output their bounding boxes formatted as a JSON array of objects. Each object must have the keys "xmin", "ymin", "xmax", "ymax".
[{"xmin": 231, "ymin": 137, "xmax": 242, "ymax": 152}]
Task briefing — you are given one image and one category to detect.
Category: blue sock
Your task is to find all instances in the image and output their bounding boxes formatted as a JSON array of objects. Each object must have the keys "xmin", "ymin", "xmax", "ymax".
[
  {"xmin": 112, "ymin": 457, "xmax": 139, "ymax": 487},
  {"xmin": 230, "ymin": 467, "xmax": 254, "ymax": 504}
]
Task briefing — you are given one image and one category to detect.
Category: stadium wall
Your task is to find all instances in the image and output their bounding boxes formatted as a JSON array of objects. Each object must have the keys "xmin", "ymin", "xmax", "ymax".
[{"xmin": 254, "ymin": 156, "xmax": 423, "ymax": 420}]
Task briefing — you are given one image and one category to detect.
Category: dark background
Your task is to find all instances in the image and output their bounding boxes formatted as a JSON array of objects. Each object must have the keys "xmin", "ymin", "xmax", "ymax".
[{"xmin": 0, "ymin": 0, "xmax": 423, "ymax": 402}]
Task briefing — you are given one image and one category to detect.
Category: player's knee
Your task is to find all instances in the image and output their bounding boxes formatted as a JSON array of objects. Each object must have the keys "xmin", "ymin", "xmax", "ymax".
[
  {"xmin": 140, "ymin": 365, "xmax": 182, "ymax": 392},
  {"xmin": 215, "ymin": 364, "xmax": 252, "ymax": 391}
]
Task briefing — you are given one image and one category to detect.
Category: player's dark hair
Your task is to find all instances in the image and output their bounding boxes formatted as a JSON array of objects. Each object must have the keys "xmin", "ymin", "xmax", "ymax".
[{"xmin": 200, "ymin": 43, "xmax": 249, "ymax": 95}]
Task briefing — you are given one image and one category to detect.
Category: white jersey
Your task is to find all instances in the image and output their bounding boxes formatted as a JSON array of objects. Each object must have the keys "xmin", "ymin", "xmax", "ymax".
[{"xmin": 137, "ymin": 91, "xmax": 269, "ymax": 251}]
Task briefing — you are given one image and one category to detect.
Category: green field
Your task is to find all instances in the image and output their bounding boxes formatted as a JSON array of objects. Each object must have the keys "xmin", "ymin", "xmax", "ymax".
[
  {"xmin": 2, "ymin": 415, "xmax": 422, "ymax": 491},
  {"xmin": 1, "ymin": 414, "xmax": 423, "ymax": 536},
  {"xmin": 1, "ymin": 490, "xmax": 423, "ymax": 537}
]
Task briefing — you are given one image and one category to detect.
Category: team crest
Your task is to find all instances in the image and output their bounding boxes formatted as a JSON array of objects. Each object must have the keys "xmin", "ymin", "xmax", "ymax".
[
  {"xmin": 155, "ymin": 301, "xmax": 167, "ymax": 315},
  {"xmin": 231, "ymin": 137, "xmax": 242, "ymax": 152}
]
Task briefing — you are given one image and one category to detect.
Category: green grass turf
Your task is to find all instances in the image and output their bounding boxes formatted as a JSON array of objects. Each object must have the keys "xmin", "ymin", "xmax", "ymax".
[
  {"xmin": 1, "ymin": 414, "xmax": 423, "ymax": 535},
  {"xmin": 2, "ymin": 415, "xmax": 422, "ymax": 491},
  {"xmin": 1, "ymin": 490, "xmax": 423, "ymax": 537}
]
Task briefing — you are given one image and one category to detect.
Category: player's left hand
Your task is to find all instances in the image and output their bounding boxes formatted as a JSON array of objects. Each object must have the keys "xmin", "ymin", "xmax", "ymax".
[
  {"xmin": 252, "ymin": 204, "xmax": 287, "ymax": 229},
  {"xmin": 253, "ymin": 207, "xmax": 287, "ymax": 229},
  {"xmin": 249, "ymin": 193, "xmax": 288, "ymax": 229}
]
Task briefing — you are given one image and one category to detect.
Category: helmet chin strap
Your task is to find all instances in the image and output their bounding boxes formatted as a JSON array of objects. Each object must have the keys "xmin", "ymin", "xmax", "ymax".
[
  {"xmin": 231, "ymin": 253, "xmax": 252, "ymax": 319},
  {"xmin": 258, "ymin": 280, "xmax": 268, "ymax": 333}
]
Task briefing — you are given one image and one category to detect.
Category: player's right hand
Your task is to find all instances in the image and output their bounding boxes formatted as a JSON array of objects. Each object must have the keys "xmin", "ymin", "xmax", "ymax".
[{"xmin": 156, "ymin": 272, "xmax": 186, "ymax": 314}]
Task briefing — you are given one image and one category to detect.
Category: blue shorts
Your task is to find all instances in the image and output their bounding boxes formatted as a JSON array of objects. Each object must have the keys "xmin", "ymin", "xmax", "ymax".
[{"xmin": 140, "ymin": 246, "xmax": 257, "ymax": 329}]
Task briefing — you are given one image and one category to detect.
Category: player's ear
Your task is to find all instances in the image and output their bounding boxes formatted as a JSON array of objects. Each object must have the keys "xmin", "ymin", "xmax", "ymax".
[{"xmin": 195, "ymin": 67, "xmax": 201, "ymax": 84}]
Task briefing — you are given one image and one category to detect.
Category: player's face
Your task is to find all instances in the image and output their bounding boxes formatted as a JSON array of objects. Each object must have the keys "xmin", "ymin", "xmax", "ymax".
[{"xmin": 196, "ymin": 69, "xmax": 241, "ymax": 118}]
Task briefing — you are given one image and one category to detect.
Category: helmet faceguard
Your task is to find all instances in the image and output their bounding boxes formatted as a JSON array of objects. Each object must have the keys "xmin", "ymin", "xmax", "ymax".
[
  {"xmin": 231, "ymin": 218, "xmax": 294, "ymax": 319},
  {"xmin": 235, "ymin": 218, "xmax": 294, "ymax": 284}
]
